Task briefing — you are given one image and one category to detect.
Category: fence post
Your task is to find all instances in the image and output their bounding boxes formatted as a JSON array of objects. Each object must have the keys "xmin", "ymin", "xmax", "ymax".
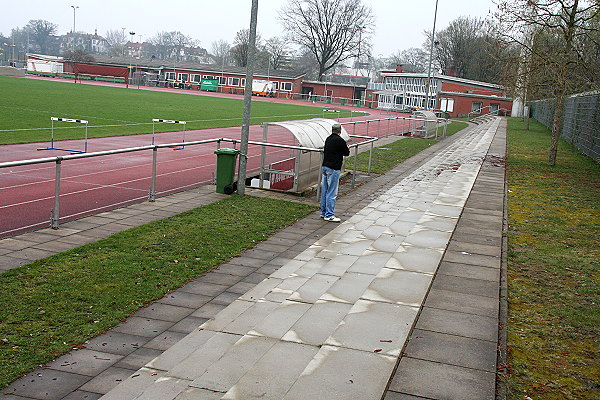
[
  {"xmin": 368, "ymin": 141, "xmax": 374, "ymax": 175},
  {"xmin": 50, "ymin": 158, "xmax": 62, "ymax": 229},
  {"xmin": 352, "ymin": 144, "xmax": 358, "ymax": 187},
  {"xmin": 149, "ymin": 146, "xmax": 157, "ymax": 201}
]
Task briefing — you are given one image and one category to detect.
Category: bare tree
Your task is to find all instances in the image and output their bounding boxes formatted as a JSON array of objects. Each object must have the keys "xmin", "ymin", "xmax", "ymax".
[
  {"xmin": 279, "ymin": 0, "xmax": 374, "ymax": 80},
  {"xmin": 211, "ymin": 39, "xmax": 231, "ymax": 65},
  {"xmin": 105, "ymin": 29, "xmax": 126, "ymax": 57},
  {"xmin": 263, "ymin": 36, "xmax": 291, "ymax": 70},
  {"xmin": 494, "ymin": 0, "xmax": 599, "ymax": 165},
  {"xmin": 388, "ymin": 48, "xmax": 429, "ymax": 72},
  {"xmin": 26, "ymin": 19, "xmax": 57, "ymax": 54},
  {"xmin": 230, "ymin": 28, "xmax": 262, "ymax": 67}
]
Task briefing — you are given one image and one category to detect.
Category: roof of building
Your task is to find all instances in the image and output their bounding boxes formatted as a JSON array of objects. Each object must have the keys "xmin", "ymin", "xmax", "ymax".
[
  {"xmin": 380, "ymin": 71, "xmax": 504, "ymax": 91},
  {"xmin": 78, "ymin": 54, "xmax": 305, "ymax": 80}
]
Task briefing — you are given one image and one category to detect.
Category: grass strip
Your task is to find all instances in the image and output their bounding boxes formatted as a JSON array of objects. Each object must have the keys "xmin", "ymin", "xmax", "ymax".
[
  {"xmin": 0, "ymin": 195, "xmax": 317, "ymax": 388},
  {"xmin": 506, "ymin": 118, "xmax": 599, "ymax": 399},
  {"xmin": 345, "ymin": 121, "xmax": 468, "ymax": 174},
  {"xmin": 0, "ymin": 76, "xmax": 363, "ymax": 145}
]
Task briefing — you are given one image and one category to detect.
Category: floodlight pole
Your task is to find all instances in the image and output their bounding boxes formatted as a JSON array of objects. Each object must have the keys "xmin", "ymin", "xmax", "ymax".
[
  {"xmin": 237, "ymin": 0, "xmax": 259, "ymax": 195},
  {"xmin": 425, "ymin": 0, "xmax": 439, "ymax": 111}
]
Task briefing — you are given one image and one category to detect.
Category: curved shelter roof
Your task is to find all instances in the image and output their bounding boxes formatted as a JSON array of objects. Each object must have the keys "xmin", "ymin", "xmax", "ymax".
[{"xmin": 268, "ymin": 118, "xmax": 350, "ymax": 149}]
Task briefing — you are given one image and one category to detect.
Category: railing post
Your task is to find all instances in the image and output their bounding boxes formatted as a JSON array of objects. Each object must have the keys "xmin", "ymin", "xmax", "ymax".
[
  {"xmin": 260, "ymin": 123, "xmax": 268, "ymax": 189},
  {"xmin": 368, "ymin": 141, "xmax": 374, "ymax": 175},
  {"xmin": 387, "ymin": 118, "xmax": 390, "ymax": 138},
  {"xmin": 378, "ymin": 119, "xmax": 381, "ymax": 137},
  {"xmin": 149, "ymin": 146, "xmax": 157, "ymax": 201},
  {"xmin": 352, "ymin": 144, "xmax": 358, "ymax": 187},
  {"xmin": 50, "ymin": 158, "xmax": 62, "ymax": 229},
  {"xmin": 316, "ymin": 152, "xmax": 323, "ymax": 202}
]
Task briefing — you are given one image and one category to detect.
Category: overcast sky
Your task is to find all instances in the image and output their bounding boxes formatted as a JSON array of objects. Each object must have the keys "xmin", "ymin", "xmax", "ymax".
[{"xmin": 1, "ymin": 0, "xmax": 497, "ymax": 56}]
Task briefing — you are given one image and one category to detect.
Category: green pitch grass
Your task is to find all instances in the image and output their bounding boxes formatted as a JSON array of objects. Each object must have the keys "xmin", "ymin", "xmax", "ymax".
[{"xmin": 0, "ymin": 76, "xmax": 362, "ymax": 145}]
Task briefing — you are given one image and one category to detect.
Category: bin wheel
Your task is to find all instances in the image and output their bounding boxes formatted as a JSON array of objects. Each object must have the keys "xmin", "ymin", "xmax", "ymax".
[{"xmin": 223, "ymin": 181, "xmax": 238, "ymax": 195}]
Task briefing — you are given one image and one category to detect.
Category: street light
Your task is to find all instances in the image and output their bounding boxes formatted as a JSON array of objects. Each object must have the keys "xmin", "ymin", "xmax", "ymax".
[
  {"xmin": 128, "ymin": 31, "xmax": 135, "ymax": 88},
  {"xmin": 424, "ymin": 0, "xmax": 439, "ymax": 111},
  {"xmin": 71, "ymin": 5, "xmax": 79, "ymax": 51},
  {"xmin": 356, "ymin": 25, "xmax": 366, "ymax": 77}
]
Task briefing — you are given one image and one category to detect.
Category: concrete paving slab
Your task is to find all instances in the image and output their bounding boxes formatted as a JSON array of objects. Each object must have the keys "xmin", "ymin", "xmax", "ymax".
[
  {"xmin": 288, "ymin": 273, "xmax": 339, "ymax": 304},
  {"xmin": 362, "ymin": 268, "xmax": 433, "ymax": 307},
  {"xmin": 431, "ymin": 274, "xmax": 499, "ymax": 298},
  {"xmin": 83, "ymin": 331, "xmax": 149, "ymax": 356},
  {"xmin": 114, "ymin": 347, "xmax": 163, "ymax": 371},
  {"xmin": 320, "ymin": 272, "xmax": 376, "ymax": 304},
  {"xmin": 403, "ymin": 228, "xmax": 453, "ymax": 249},
  {"xmin": 112, "ymin": 317, "xmax": 173, "ymax": 338},
  {"xmin": 221, "ymin": 341, "xmax": 319, "ymax": 400},
  {"xmin": 62, "ymin": 390, "xmax": 103, "ymax": 400},
  {"xmin": 199, "ymin": 300, "xmax": 254, "ymax": 332},
  {"xmin": 143, "ymin": 331, "xmax": 188, "ymax": 351},
  {"xmin": 211, "ymin": 291, "xmax": 243, "ymax": 305},
  {"xmin": 79, "ymin": 366, "xmax": 135, "ymax": 395},
  {"xmin": 389, "ymin": 357, "xmax": 495, "ymax": 400},
  {"xmin": 152, "ymin": 332, "xmax": 239, "ymax": 378},
  {"xmin": 424, "ymin": 288, "xmax": 499, "ymax": 318},
  {"xmin": 325, "ymin": 299, "xmax": 418, "ymax": 356},
  {"xmin": 319, "ymin": 254, "xmax": 359, "ymax": 276},
  {"xmin": 347, "ymin": 251, "xmax": 392, "ymax": 275},
  {"xmin": 158, "ymin": 292, "xmax": 213, "ymax": 308},
  {"xmin": 385, "ymin": 245, "xmax": 444, "ymax": 274},
  {"xmin": 190, "ymin": 335, "xmax": 278, "ymax": 392},
  {"xmin": 169, "ymin": 316, "xmax": 209, "ymax": 334},
  {"xmin": 178, "ymin": 281, "xmax": 229, "ymax": 297},
  {"xmin": 248, "ymin": 300, "xmax": 312, "ymax": 339},
  {"xmin": 281, "ymin": 300, "xmax": 353, "ymax": 346},
  {"xmin": 437, "ymin": 260, "xmax": 501, "ymax": 282},
  {"xmin": 405, "ymin": 328, "xmax": 497, "ymax": 372},
  {"xmin": 130, "ymin": 376, "xmax": 192, "ymax": 400},
  {"xmin": 2, "ymin": 368, "xmax": 91, "ymax": 400},
  {"xmin": 134, "ymin": 303, "xmax": 195, "ymax": 322},
  {"xmin": 282, "ymin": 345, "xmax": 396, "ymax": 400},
  {"xmin": 222, "ymin": 300, "xmax": 280, "ymax": 335},
  {"xmin": 443, "ymin": 250, "xmax": 501, "ymax": 269},
  {"xmin": 197, "ymin": 271, "xmax": 244, "ymax": 286},
  {"xmin": 46, "ymin": 349, "xmax": 122, "ymax": 376},
  {"xmin": 415, "ymin": 307, "xmax": 498, "ymax": 342},
  {"xmin": 191, "ymin": 302, "xmax": 227, "ymax": 319}
]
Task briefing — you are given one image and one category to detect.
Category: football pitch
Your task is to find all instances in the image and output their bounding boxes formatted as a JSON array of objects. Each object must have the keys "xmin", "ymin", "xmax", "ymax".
[{"xmin": 0, "ymin": 76, "xmax": 359, "ymax": 145}]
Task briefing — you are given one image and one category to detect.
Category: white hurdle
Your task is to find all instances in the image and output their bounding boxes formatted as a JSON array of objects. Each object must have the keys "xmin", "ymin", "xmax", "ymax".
[
  {"xmin": 151, "ymin": 118, "xmax": 187, "ymax": 149},
  {"xmin": 322, "ymin": 109, "xmax": 341, "ymax": 121},
  {"xmin": 37, "ymin": 117, "xmax": 89, "ymax": 154}
]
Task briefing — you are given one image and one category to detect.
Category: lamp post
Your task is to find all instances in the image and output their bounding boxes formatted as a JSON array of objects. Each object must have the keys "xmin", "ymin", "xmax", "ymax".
[
  {"xmin": 424, "ymin": 0, "xmax": 439, "ymax": 110},
  {"xmin": 128, "ymin": 31, "xmax": 135, "ymax": 88},
  {"xmin": 355, "ymin": 25, "xmax": 366, "ymax": 77},
  {"xmin": 71, "ymin": 5, "xmax": 79, "ymax": 51}
]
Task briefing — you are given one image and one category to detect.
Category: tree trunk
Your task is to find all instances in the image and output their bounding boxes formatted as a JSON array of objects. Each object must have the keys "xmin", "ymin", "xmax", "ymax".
[{"xmin": 548, "ymin": 92, "xmax": 565, "ymax": 166}]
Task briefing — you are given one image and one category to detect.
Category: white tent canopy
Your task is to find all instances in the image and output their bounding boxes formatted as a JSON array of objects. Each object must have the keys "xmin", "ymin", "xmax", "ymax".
[{"xmin": 268, "ymin": 118, "xmax": 350, "ymax": 149}]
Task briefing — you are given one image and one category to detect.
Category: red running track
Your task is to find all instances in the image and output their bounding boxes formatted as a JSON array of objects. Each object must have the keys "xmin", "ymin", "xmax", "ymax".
[{"xmin": 0, "ymin": 80, "xmax": 411, "ymax": 238}]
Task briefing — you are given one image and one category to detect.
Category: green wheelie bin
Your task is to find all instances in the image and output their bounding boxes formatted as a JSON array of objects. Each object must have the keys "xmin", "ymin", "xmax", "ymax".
[{"xmin": 214, "ymin": 148, "xmax": 240, "ymax": 194}]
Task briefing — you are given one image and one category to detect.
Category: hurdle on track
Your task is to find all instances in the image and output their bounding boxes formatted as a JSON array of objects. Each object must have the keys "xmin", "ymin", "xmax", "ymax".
[
  {"xmin": 151, "ymin": 119, "xmax": 187, "ymax": 149},
  {"xmin": 37, "ymin": 117, "xmax": 89, "ymax": 154},
  {"xmin": 322, "ymin": 109, "xmax": 341, "ymax": 121}
]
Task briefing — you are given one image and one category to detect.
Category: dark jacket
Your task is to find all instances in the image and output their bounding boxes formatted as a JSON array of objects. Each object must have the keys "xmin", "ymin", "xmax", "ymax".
[{"xmin": 322, "ymin": 133, "xmax": 350, "ymax": 170}]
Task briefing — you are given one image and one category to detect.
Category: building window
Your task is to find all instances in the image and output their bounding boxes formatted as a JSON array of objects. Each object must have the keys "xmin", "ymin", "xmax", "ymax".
[
  {"xmin": 281, "ymin": 82, "xmax": 292, "ymax": 91},
  {"xmin": 178, "ymin": 73, "xmax": 189, "ymax": 82},
  {"xmin": 191, "ymin": 74, "xmax": 201, "ymax": 83},
  {"xmin": 165, "ymin": 71, "xmax": 175, "ymax": 80},
  {"xmin": 228, "ymin": 77, "xmax": 240, "ymax": 86},
  {"xmin": 203, "ymin": 75, "xmax": 214, "ymax": 80},
  {"xmin": 271, "ymin": 81, "xmax": 279, "ymax": 90},
  {"xmin": 472, "ymin": 102, "xmax": 483, "ymax": 113},
  {"xmin": 218, "ymin": 76, "xmax": 227, "ymax": 85},
  {"xmin": 241, "ymin": 78, "xmax": 246, "ymax": 87}
]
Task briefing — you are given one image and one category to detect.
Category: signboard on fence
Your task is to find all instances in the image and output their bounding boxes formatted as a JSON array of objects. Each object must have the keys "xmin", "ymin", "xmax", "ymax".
[{"xmin": 270, "ymin": 158, "xmax": 296, "ymax": 190}]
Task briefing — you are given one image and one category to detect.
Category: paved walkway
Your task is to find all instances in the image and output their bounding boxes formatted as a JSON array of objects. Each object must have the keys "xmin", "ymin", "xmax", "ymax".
[{"xmin": 1, "ymin": 117, "xmax": 506, "ymax": 400}]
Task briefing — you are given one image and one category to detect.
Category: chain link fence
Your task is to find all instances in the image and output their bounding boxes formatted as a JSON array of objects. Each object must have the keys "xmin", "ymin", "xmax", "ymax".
[{"xmin": 530, "ymin": 90, "xmax": 600, "ymax": 162}]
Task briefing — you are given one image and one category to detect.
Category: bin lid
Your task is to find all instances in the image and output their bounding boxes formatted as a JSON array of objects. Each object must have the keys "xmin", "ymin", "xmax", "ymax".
[{"xmin": 214, "ymin": 148, "xmax": 240, "ymax": 155}]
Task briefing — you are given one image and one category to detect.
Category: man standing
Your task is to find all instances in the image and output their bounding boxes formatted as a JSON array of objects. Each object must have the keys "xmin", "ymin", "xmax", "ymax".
[{"xmin": 321, "ymin": 123, "xmax": 350, "ymax": 222}]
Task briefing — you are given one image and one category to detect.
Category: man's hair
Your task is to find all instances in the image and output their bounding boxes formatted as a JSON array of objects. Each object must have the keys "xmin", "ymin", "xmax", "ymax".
[{"xmin": 332, "ymin": 123, "xmax": 342, "ymax": 133}]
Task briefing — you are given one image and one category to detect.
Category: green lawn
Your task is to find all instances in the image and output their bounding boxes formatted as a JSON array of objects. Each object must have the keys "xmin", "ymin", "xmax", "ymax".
[
  {"xmin": 0, "ymin": 76, "xmax": 362, "ymax": 145},
  {"xmin": 506, "ymin": 118, "xmax": 599, "ymax": 399},
  {"xmin": 0, "ymin": 195, "xmax": 317, "ymax": 389}
]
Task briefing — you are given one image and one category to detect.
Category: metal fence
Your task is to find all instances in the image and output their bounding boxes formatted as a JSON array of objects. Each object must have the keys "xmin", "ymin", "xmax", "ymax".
[{"xmin": 530, "ymin": 90, "xmax": 600, "ymax": 162}]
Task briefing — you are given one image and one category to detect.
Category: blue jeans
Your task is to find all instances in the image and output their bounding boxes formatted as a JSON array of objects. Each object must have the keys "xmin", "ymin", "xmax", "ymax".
[{"xmin": 320, "ymin": 166, "xmax": 340, "ymax": 218}]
